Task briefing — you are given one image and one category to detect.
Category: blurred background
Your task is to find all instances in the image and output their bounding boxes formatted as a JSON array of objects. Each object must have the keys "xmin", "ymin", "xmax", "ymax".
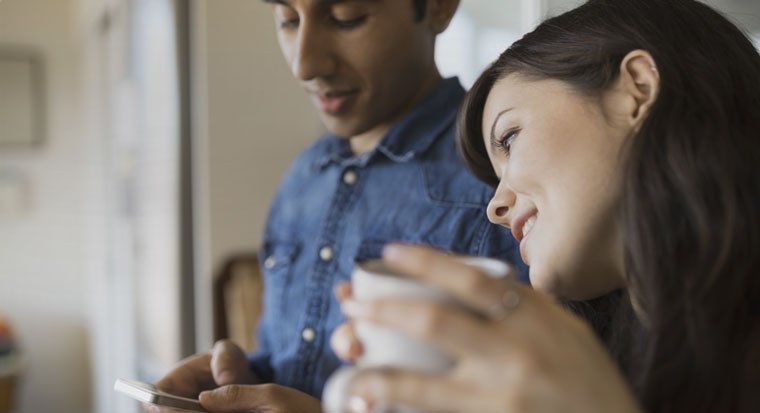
[{"xmin": 0, "ymin": 0, "xmax": 757, "ymax": 412}]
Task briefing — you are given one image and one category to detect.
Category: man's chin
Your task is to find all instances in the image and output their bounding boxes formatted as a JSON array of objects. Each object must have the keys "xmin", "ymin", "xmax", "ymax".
[{"xmin": 320, "ymin": 116, "xmax": 371, "ymax": 139}]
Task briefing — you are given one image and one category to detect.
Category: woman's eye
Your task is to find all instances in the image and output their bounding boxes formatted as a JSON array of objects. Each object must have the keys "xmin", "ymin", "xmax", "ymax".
[
  {"xmin": 330, "ymin": 15, "xmax": 367, "ymax": 29},
  {"xmin": 497, "ymin": 130, "xmax": 519, "ymax": 155}
]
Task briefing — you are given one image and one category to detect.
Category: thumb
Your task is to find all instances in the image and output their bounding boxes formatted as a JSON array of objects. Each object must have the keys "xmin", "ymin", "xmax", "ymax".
[
  {"xmin": 210, "ymin": 339, "xmax": 253, "ymax": 386},
  {"xmin": 199, "ymin": 384, "xmax": 262, "ymax": 412}
]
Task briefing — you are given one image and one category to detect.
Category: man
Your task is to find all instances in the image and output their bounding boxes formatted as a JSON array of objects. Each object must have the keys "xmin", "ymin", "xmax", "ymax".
[{"xmin": 148, "ymin": 0, "xmax": 526, "ymax": 411}]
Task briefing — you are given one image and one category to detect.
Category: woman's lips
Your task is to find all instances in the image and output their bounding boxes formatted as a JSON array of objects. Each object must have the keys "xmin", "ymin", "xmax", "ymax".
[
  {"xmin": 313, "ymin": 90, "xmax": 359, "ymax": 115},
  {"xmin": 510, "ymin": 209, "xmax": 538, "ymax": 265},
  {"xmin": 510, "ymin": 209, "xmax": 538, "ymax": 243},
  {"xmin": 519, "ymin": 216, "xmax": 537, "ymax": 264}
]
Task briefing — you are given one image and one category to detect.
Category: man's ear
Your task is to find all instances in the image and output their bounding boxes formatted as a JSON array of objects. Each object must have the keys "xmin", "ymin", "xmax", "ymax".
[
  {"xmin": 618, "ymin": 50, "xmax": 660, "ymax": 126},
  {"xmin": 425, "ymin": 0, "xmax": 461, "ymax": 34}
]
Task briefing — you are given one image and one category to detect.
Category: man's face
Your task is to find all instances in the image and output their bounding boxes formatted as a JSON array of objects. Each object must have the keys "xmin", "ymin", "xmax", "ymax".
[{"xmin": 266, "ymin": 0, "xmax": 439, "ymax": 138}]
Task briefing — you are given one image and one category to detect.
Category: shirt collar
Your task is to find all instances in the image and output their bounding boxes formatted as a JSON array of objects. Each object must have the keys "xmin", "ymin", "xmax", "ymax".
[{"xmin": 312, "ymin": 77, "xmax": 465, "ymax": 170}]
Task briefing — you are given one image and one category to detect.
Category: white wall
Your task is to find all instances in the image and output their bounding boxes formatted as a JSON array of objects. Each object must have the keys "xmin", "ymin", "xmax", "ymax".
[
  {"xmin": 0, "ymin": 0, "xmax": 92, "ymax": 412},
  {"xmin": 191, "ymin": 0, "xmax": 324, "ymax": 350},
  {"xmin": 202, "ymin": 1, "xmax": 323, "ymax": 265}
]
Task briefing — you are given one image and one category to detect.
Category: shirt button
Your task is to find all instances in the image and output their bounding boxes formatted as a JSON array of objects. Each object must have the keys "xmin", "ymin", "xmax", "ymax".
[
  {"xmin": 264, "ymin": 256, "xmax": 277, "ymax": 269},
  {"xmin": 302, "ymin": 327, "xmax": 316, "ymax": 343},
  {"xmin": 343, "ymin": 170, "xmax": 358, "ymax": 185},
  {"xmin": 319, "ymin": 246, "xmax": 334, "ymax": 261}
]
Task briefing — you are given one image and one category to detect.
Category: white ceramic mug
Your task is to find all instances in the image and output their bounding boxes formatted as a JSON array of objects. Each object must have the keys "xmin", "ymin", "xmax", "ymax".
[{"xmin": 323, "ymin": 255, "xmax": 510, "ymax": 413}]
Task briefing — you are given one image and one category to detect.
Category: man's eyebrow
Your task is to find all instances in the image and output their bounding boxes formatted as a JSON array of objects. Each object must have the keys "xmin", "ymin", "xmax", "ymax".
[
  {"xmin": 315, "ymin": 0, "xmax": 379, "ymax": 4},
  {"xmin": 489, "ymin": 108, "xmax": 514, "ymax": 149}
]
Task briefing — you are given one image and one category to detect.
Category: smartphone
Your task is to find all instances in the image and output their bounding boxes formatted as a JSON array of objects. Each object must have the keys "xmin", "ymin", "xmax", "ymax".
[{"xmin": 114, "ymin": 378, "xmax": 207, "ymax": 412}]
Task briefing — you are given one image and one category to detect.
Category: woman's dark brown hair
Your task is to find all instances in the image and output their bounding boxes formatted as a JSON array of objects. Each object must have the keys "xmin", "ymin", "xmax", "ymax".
[{"xmin": 457, "ymin": 0, "xmax": 760, "ymax": 411}]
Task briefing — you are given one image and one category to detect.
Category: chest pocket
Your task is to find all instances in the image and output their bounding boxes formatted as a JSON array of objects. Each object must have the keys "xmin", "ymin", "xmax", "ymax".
[{"xmin": 260, "ymin": 241, "xmax": 300, "ymax": 347}]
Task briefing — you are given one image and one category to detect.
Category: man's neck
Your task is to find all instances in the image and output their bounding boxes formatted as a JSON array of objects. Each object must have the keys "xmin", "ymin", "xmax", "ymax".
[{"xmin": 349, "ymin": 73, "xmax": 443, "ymax": 155}]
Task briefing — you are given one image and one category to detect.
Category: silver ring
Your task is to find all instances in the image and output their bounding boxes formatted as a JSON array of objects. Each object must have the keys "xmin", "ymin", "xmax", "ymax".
[{"xmin": 489, "ymin": 289, "xmax": 521, "ymax": 320}]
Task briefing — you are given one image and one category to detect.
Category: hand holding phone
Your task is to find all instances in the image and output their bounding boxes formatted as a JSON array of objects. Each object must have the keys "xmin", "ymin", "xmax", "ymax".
[{"xmin": 114, "ymin": 378, "xmax": 207, "ymax": 412}]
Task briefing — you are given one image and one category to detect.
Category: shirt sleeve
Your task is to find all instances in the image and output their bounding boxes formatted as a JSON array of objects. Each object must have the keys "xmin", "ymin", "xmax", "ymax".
[{"xmin": 247, "ymin": 350, "xmax": 274, "ymax": 383}]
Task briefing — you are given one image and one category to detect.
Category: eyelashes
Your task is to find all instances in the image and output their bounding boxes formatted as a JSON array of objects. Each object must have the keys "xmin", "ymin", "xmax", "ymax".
[
  {"xmin": 330, "ymin": 15, "xmax": 368, "ymax": 29},
  {"xmin": 279, "ymin": 18, "xmax": 299, "ymax": 29},
  {"xmin": 278, "ymin": 15, "xmax": 368, "ymax": 30},
  {"xmin": 494, "ymin": 129, "xmax": 520, "ymax": 155}
]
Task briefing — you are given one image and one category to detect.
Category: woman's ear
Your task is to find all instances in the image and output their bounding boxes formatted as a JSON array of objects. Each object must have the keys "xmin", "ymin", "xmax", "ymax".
[
  {"xmin": 618, "ymin": 50, "xmax": 660, "ymax": 127},
  {"xmin": 425, "ymin": 0, "xmax": 461, "ymax": 34}
]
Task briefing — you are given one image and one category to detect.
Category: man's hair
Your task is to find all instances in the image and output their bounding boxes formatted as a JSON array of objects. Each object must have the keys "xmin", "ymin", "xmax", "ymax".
[{"xmin": 412, "ymin": 0, "xmax": 427, "ymax": 21}]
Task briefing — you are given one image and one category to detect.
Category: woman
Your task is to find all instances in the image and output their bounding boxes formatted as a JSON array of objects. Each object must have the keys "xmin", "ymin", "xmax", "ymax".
[{"xmin": 331, "ymin": 0, "xmax": 760, "ymax": 411}]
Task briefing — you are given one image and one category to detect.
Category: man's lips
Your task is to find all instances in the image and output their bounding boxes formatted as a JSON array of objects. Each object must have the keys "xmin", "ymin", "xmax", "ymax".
[{"xmin": 310, "ymin": 89, "xmax": 359, "ymax": 115}]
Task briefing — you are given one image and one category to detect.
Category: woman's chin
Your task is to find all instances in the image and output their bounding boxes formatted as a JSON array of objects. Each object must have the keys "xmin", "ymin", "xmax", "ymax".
[
  {"xmin": 527, "ymin": 267, "xmax": 566, "ymax": 298},
  {"xmin": 528, "ymin": 262, "xmax": 623, "ymax": 301},
  {"xmin": 529, "ymin": 268, "xmax": 593, "ymax": 301}
]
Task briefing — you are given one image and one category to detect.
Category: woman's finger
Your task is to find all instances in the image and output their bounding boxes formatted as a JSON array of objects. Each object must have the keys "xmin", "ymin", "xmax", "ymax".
[
  {"xmin": 350, "ymin": 368, "xmax": 478, "ymax": 413},
  {"xmin": 382, "ymin": 243, "xmax": 531, "ymax": 318},
  {"xmin": 342, "ymin": 298, "xmax": 495, "ymax": 358},
  {"xmin": 330, "ymin": 322, "xmax": 363, "ymax": 362},
  {"xmin": 334, "ymin": 282, "xmax": 352, "ymax": 303}
]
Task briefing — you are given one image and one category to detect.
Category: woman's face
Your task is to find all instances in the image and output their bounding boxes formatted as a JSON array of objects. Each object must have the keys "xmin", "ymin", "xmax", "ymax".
[{"xmin": 482, "ymin": 75, "xmax": 631, "ymax": 300}]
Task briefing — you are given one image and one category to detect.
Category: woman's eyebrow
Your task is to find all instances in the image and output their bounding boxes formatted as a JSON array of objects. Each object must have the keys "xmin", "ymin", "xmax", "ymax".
[
  {"xmin": 490, "ymin": 108, "xmax": 514, "ymax": 149},
  {"xmin": 261, "ymin": 0, "xmax": 379, "ymax": 4}
]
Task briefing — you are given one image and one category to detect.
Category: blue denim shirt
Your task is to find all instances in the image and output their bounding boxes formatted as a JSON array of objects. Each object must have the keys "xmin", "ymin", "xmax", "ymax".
[{"xmin": 249, "ymin": 78, "xmax": 528, "ymax": 398}]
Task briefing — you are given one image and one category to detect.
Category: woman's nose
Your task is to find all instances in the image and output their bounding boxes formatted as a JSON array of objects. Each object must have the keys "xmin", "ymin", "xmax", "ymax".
[{"xmin": 487, "ymin": 182, "xmax": 515, "ymax": 226}]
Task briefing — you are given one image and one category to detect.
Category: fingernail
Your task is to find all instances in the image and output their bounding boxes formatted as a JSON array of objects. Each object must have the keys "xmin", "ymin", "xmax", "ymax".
[
  {"xmin": 349, "ymin": 340, "xmax": 364, "ymax": 360},
  {"xmin": 341, "ymin": 299, "xmax": 369, "ymax": 318},
  {"xmin": 148, "ymin": 406, "xmax": 160, "ymax": 413},
  {"xmin": 332, "ymin": 331, "xmax": 350, "ymax": 356},
  {"xmin": 347, "ymin": 396, "xmax": 370, "ymax": 413}
]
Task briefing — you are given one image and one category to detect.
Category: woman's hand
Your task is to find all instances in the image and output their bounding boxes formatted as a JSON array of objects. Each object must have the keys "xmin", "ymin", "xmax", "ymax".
[
  {"xmin": 338, "ymin": 243, "xmax": 641, "ymax": 413},
  {"xmin": 330, "ymin": 282, "xmax": 364, "ymax": 363}
]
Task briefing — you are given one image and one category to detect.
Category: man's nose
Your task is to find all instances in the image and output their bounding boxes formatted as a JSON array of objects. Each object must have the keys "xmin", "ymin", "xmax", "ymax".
[
  {"xmin": 291, "ymin": 21, "xmax": 336, "ymax": 81},
  {"xmin": 487, "ymin": 179, "xmax": 516, "ymax": 227}
]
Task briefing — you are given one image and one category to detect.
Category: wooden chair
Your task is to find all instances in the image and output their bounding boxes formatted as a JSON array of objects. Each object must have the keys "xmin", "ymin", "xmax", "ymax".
[{"xmin": 212, "ymin": 253, "xmax": 263, "ymax": 352}]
